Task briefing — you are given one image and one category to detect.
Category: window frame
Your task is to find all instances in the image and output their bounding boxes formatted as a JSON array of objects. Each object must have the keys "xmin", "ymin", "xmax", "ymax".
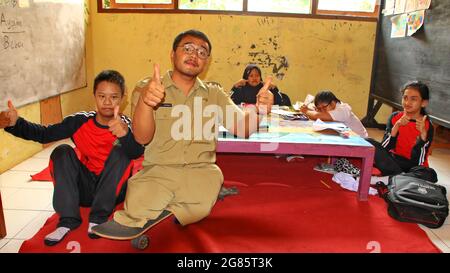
[{"xmin": 98, "ymin": 0, "xmax": 379, "ymax": 22}]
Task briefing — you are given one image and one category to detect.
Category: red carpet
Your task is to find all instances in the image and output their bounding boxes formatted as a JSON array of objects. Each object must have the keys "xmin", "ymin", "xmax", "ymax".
[{"xmin": 20, "ymin": 154, "xmax": 440, "ymax": 253}]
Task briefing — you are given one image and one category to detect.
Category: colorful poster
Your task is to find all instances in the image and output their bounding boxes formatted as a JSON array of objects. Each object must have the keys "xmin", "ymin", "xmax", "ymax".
[
  {"xmin": 391, "ymin": 14, "xmax": 408, "ymax": 38},
  {"xmin": 405, "ymin": 0, "xmax": 418, "ymax": 13},
  {"xmin": 394, "ymin": 0, "xmax": 407, "ymax": 14},
  {"xmin": 383, "ymin": 0, "xmax": 395, "ymax": 16},
  {"xmin": 417, "ymin": 0, "xmax": 431, "ymax": 10},
  {"xmin": 407, "ymin": 10, "xmax": 425, "ymax": 36}
]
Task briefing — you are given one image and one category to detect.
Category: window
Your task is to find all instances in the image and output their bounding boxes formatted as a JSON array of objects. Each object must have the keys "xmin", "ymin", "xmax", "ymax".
[
  {"xmin": 115, "ymin": 0, "xmax": 171, "ymax": 3},
  {"xmin": 105, "ymin": 0, "xmax": 174, "ymax": 9},
  {"xmin": 179, "ymin": 0, "xmax": 243, "ymax": 11},
  {"xmin": 318, "ymin": 0, "xmax": 376, "ymax": 12},
  {"xmin": 247, "ymin": 0, "xmax": 311, "ymax": 14},
  {"xmin": 100, "ymin": 0, "xmax": 379, "ymax": 20},
  {"xmin": 316, "ymin": 0, "xmax": 378, "ymax": 17}
]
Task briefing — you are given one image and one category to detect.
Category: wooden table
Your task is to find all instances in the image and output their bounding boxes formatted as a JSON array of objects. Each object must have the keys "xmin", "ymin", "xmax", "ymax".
[{"xmin": 217, "ymin": 117, "xmax": 375, "ymax": 201}]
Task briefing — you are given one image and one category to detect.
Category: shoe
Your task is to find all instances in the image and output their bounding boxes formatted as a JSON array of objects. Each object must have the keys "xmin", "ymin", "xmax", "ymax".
[{"xmin": 334, "ymin": 158, "xmax": 360, "ymax": 177}]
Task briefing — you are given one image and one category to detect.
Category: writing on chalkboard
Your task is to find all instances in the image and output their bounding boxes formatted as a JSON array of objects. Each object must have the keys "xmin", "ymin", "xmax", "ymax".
[
  {"xmin": 1, "ymin": 3, "xmax": 25, "ymax": 51},
  {"xmin": 0, "ymin": 0, "xmax": 18, "ymax": 8},
  {"xmin": 0, "ymin": 0, "xmax": 86, "ymax": 111}
]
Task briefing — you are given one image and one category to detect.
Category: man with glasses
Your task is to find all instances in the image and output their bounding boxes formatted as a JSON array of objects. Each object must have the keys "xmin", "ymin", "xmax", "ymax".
[{"xmin": 92, "ymin": 29, "xmax": 274, "ymax": 239}]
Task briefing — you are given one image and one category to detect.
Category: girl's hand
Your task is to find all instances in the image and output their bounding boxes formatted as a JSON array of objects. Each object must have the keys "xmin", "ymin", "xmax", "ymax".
[
  {"xmin": 234, "ymin": 79, "xmax": 247, "ymax": 88},
  {"xmin": 416, "ymin": 115, "xmax": 428, "ymax": 141},
  {"xmin": 396, "ymin": 114, "xmax": 410, "ymax": 127}
]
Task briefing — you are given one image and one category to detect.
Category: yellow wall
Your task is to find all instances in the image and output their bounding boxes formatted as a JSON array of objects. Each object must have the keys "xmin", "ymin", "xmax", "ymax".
[
  {"xmin": 90, "ymin": 8, "xmax": 377, "ymax": 120},
  {"xmin": 1, "ymin": 0, "xmax": 381, "ymax": 173}
]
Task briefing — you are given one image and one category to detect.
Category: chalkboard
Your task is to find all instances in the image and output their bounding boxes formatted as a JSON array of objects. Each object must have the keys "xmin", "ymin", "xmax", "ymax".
[
  {"xmin": 371, "ymin": 0, "xmax": 450, "ymax": 128},
  {"xmin": 0, "ymin": 0, "xmax": 86, "ymax": 110}
]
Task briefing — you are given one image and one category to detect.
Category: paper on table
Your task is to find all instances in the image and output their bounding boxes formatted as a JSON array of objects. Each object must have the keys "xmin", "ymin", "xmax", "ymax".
[
  {"xmin": 312, "ymin": 119, "xmax": 350, "ymax": 138},
  {"xmin": 271, "ymin": 109, "xmax": 309, "ymax": 121},
  {"xmin": 293, "ymin": 94, "xmax": 315, "ymax": 111}
]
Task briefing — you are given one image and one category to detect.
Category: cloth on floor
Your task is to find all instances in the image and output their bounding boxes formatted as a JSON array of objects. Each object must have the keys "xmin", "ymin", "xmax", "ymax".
[
  {"xmin": 332, "ymin": 172, "xmax": 378, "ymax": 195},
  {"xmin": 334, "ymin": 158, "xmax": 360, "ymax": 177}
]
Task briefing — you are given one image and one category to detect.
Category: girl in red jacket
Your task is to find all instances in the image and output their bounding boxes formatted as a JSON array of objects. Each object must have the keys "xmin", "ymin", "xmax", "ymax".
[{"xmin": 367, "ymin": 81, "xmax": 433, "ymax": 175}]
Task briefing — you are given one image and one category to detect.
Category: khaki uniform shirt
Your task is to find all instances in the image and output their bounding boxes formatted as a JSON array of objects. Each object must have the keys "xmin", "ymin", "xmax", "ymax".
[{"xmin": 137, "ymin": 71, "xmax": 242, "ymax": 167}]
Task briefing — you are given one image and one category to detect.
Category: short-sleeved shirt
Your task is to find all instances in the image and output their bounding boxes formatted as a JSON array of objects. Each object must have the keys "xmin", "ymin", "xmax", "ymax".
[
  {"xmin": 142, "ymin": 71, "xmax": 243, "ymax": 167},
  {"xmin": 329, "ymin": 102, "xmax": 368, "ymax": 138}
]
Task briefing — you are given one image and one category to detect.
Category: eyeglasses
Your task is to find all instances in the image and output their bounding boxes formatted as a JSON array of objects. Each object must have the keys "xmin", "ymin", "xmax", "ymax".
[
  {"xmin": 178, "ymin": 43, "xmax": 210, "ymax": 60},
  {"xmin": 315, "ymin": 102, "xmax": 331, "ymax": 112}
]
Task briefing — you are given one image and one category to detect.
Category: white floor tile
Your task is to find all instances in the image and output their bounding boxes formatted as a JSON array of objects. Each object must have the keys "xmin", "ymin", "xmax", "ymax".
[
  {"xmin": 3, "ymin": 210, "xmax": 41, "ymax": 239},
  {"xmin": 2, "ymin": 188, "xmax": 53, "ymax": 210},
  {"xmin": 430, "ymin": 225, "xmax": 450, "ymax": 249},
  {"xmin": 10, "ymin": 158, "xmax": 49, "ymax": 172},
  {"xmin": 0, "ymin": 238, "xmax": 9, "ymax": 249},
  {"xmin": 419, "ymin": 225, "xmax": 450, "ymax": 253},
  {"xmin": 0, "ymin": 170, "xmax": 34, "ymax": 188},
  {"xmin": 14, "ymin": 211, "xmax": 54, "ymax": 240},
  {"xmin": 0, "ymin": 188, "xmax": 20, "ymax": 201},
  {"xmin": 0, "ymin": 239, "xmax": 24, "ymax": 253},
  {"xmin": 0, "ymin": 170, "xmax": 53, "ymax": 189},
  {"xmin": 46, "ymin": 202, "xmax": 55, "ymax": 212}
]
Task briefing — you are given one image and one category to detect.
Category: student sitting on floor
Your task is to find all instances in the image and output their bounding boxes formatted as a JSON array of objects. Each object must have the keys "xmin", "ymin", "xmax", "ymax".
[
  {"xmin": 230, "ymin": 64, "xmax": 291, "ymax": 107},
  {"xmin": 0, "ymin": 70, "xmax": 144, "ymax": 246},
  {"xmin": 365, "ymin": 81, "xmax": 433, "ymax": 176},
  {"xmin": 300, "ymin": 90, "xmax": 368, "ymax": 138}
]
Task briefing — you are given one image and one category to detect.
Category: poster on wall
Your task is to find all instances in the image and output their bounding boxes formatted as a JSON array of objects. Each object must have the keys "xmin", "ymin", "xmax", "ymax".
[
  {"xmin": 407, "ymin": 10, "xmax": 425, "ymax": 36},
  {"xmin": 391, "ymin": 14, "xmax": 408, "ymax": 38},
  {"xmin": 405, "ymin": 0, "xmax": 418, "ymax": 12},
  {"xmin": 383, "ymin": 0, "xmax": 395, "ymax": 15},
  {"xmin": 417, "ymin": 0, "xmax": 432, "ymax": 10},
  {"xmin": 394, "ymin": 0, "xmax": 407, "ymax": 14}
]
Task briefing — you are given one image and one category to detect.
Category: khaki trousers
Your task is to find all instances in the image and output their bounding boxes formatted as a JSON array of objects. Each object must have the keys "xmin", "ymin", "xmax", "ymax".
[{"xmin": 114, "ymin": 163, "xmax": 223, "ymax": 227}]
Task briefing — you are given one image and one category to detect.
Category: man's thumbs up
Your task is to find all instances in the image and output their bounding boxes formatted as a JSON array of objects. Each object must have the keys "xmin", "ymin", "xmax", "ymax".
[{"xmin": 141, "ymin": 64, "xmax": 166, "ymax": 108}]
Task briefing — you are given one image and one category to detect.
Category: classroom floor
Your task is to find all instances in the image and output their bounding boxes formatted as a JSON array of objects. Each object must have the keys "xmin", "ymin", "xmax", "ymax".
[{"xmin": 0, "ymin": 128, "xmax": 449, "ymax": 253}]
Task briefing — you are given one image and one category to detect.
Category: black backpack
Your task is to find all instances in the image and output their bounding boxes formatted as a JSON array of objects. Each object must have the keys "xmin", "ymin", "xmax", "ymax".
[{"xmin": 375, "ymin": 174, "xmax": 449, "ymax": 229}]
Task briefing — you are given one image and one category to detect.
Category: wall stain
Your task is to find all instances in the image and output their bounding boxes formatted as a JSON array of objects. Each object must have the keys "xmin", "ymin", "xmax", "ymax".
[
  {"xmin": 257, "ymin": 17, "xmax": 274, "ymax": 26},
  {"xmin": 247, "ymin": 36, "xmax": 288, "ymax": 80}
]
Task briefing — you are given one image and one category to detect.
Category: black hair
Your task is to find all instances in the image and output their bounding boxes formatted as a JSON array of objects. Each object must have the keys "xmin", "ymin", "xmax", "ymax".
[
  {"xmin": 400, "ymin": 80, "xmax": 430, "ymax": 115},
  {"xmin": 172, "ymin": 29, "xmax": 212, "ymax": 55},
  {"xmin": 314, "ymin": 90, "xmax": 341, "ymax": 107},
  {"xmin": 242, "ymin": 64, "xmax": 262, "ymax": 80},
  {"xmin": 93, "ymin": 70, "xmax": 125, "ymax": 96}
]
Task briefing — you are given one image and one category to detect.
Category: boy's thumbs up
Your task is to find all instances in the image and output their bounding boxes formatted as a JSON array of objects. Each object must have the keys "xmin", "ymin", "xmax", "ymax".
[
  {"xmin": 114, "ymin": 105, "xmax": 119, "ymax": 120},
  {"xmin": 8, "ymin": 100, "xmax": 16, "ymax": 111}
]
